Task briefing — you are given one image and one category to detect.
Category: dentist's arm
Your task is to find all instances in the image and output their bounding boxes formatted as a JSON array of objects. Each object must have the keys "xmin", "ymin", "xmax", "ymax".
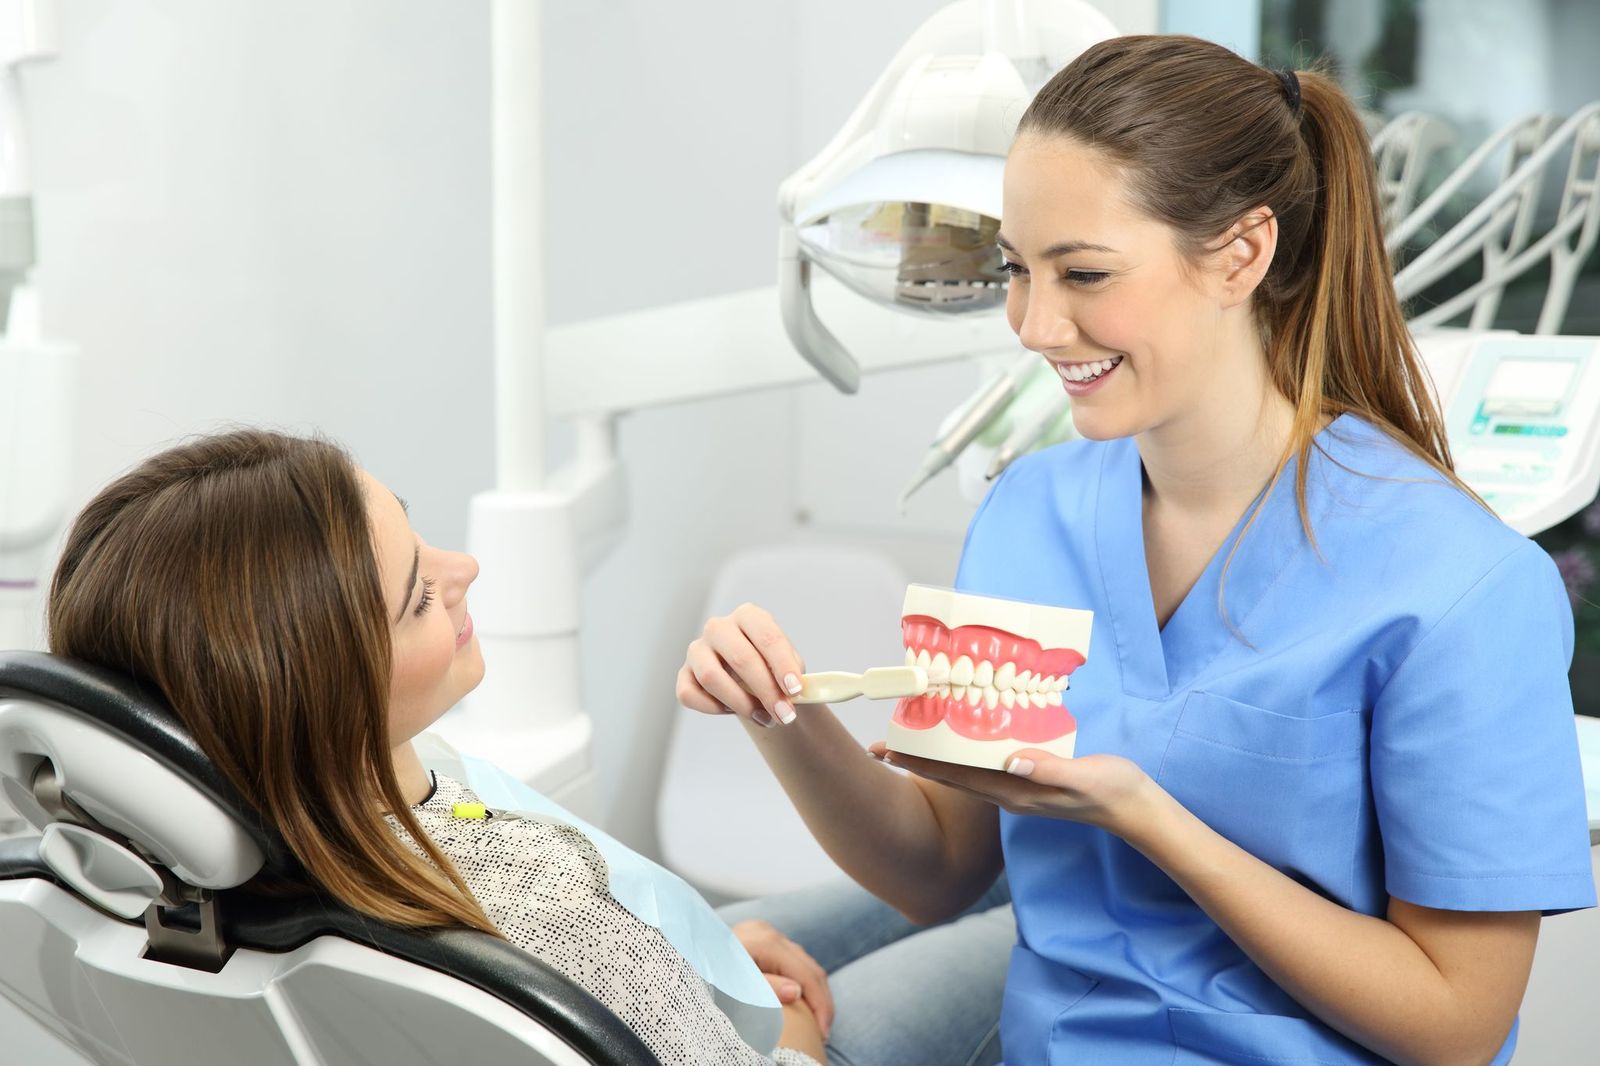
[{"xmin": 678, "ymin": 604, "xmax": 1002, "ymax": 923}]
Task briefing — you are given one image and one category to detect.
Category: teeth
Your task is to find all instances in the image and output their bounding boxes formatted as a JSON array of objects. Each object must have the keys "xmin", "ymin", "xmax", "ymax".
[
  {"xmin": 1059, "ymin": 355, "xmax": 1123, "ymax": 383},
  {"xmin": 929, "ymin": 652, "xmax": 951, "ymax": 685},
  {"xmin": 916, "ymin": 649, "xmax": 931, "ymax": 671},
  {"xmin": 984, "ymin": 687, "xmax": 999, "ymax": 709},
  {"xmin": 905, "ymin": 647, "xmax": 916, "ymax": 666},
  {"xmin": 1031, "ymin": 691, "xmax": 1049, "ymax": 709},
  {"xmin": 1001, "ymin": 690, "xmax": 1016, "ymax": 709},
  {"xmin": 974, "ymin": 660, "xmax": 994, "ymax": 688},
  {"xmin": 1017, "ymin": 670, "xmax": 1034, "ymax": 693},
  {"xmin": 1046, "ymin": 691, "xmax": 1063, "ymax": 706},
  {"xmin": 951, "ymin": 685, "xmax": 967, "ymax": 703},
  {"xmin": 967, "ymin": 688, "xmax": 983, "ymax": 706},
  {"xmin": 995, "ymin": 662, "xmax": 1016, "ymax": 691},
  {"xmin": 950, "ymin": 655, "xmax": 974, "ymax": 686}
]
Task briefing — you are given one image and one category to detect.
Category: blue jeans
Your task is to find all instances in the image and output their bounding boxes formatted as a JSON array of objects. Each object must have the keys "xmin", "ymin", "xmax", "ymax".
[{"xmin": 717, "ymin": 875, "xmax": 1014, "ymax": 1066}]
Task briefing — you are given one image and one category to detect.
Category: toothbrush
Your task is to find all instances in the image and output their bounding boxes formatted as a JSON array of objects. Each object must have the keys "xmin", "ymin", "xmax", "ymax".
[{"xmin": 793, "ymin": 666, "xmax": 929, "ymax": 705}]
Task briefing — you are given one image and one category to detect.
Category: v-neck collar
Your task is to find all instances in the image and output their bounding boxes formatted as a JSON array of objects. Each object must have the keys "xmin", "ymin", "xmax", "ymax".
[{"xmin": 1094, "ymin": 417, "xmax": 1349, "ymax": 700}]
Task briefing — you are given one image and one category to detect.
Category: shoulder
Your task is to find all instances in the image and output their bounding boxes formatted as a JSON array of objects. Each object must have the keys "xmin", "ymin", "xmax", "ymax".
[
  {"xmin": 1305, "ymin": 415, "xmax": 1569, "ymax": 645},
  {"xmin": 1309, "ymin": 414, "xmax": 1534, "ymax": 569}
]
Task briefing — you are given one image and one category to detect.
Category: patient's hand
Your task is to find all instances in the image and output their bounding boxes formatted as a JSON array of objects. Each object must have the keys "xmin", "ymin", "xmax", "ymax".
[
  {"xmin": 779, "ymin": 996, "xmax": 828, "ymax": 1064},
  {"xmin": 732, "ymin": 919, "xmax": 834, "ymax": 1038}
]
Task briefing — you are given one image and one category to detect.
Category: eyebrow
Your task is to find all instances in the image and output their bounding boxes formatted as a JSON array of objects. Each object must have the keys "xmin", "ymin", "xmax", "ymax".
[{"xmin": 995, "ymin": 233, "xmax": 1119, "ymax": 257}]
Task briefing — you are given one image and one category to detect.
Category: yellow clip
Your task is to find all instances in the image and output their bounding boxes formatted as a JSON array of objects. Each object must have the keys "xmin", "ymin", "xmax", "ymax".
[{"xmin": 451, "ymin": 802, "xmax": 489, "ymax": 820}]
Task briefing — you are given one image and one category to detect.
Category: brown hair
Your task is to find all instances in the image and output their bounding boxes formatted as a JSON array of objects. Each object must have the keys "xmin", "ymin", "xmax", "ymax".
[
  {"xmin": 48, "ymin": 429, "xmax": 498, "ymax": 935},
  {"xmin": 1018, "ymin": 35, "xmax": 1480, "ymax": 543}
]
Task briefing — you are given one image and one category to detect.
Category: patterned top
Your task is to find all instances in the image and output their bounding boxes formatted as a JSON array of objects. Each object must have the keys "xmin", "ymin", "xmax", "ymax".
[{"xmin": 389, "ymin": 773, "xmax": 819, "ymax": 1066}]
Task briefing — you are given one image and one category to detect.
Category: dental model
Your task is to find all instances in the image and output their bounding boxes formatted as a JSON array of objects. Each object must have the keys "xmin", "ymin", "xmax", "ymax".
[{"xmin": 888, "ymin": 584, "xmax": 1093, "ymax": 769}]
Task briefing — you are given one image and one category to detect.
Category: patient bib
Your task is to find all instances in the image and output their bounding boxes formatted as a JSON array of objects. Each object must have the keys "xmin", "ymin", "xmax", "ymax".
[{"xmin": 414, "ymin": 734, "xmax": 784, "ymax": 1053}]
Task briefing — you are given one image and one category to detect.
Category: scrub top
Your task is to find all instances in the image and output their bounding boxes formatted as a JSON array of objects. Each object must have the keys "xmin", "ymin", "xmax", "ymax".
[{"xmin": 955, "ymin": 414, "xmax": 1597, "ymax": 1066}]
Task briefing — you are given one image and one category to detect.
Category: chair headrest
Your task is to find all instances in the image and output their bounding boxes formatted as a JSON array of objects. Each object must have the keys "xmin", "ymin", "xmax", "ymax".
[{"xmin": 0, "ymin": 650, "xmax": 299, "ymax": 883}]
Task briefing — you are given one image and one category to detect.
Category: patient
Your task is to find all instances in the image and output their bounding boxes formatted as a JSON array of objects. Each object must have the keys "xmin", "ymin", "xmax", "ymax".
[{"xmin": 46, "ymin": 429, "xmax": 827, "ymax": 1066}]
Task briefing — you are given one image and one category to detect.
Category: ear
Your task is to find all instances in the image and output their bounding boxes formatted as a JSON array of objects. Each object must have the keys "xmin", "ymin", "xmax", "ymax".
[{"xmin": 1213, "ymin": 208, "xmax": 1278, "ymax": 310}]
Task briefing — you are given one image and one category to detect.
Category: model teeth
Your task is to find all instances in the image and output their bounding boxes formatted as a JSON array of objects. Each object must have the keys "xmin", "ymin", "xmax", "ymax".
[
  {"xmin": 1059, "ymin": 355, "xmax": 1123, "ymax": 383},
  {"xmin": 901, "ymin": 648, "xmax": 1070, "ymax": 706}
]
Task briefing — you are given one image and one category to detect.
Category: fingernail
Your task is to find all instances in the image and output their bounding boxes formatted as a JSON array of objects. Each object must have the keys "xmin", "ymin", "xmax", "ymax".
[
  {"xmin": 882, "ymin": 752, "xmax": 896, "ymax": 765},
  {"xmin": 784, "ymin": 673, "xmax": 802, "ymax": 696},
  {"xmin": 752, "ymin": 709, "xmax": 775, "ymax": 728},
  {"xmin": 774, "ymin": 700, "xmax": 796, "ymax": 725},
  {"xmin": 1006, "ymin": 757, "xmax": 1035, "ymax": 777},
  {"xmin": 866, "ymin": 750, "xmax": 881, "ymax": 760}
]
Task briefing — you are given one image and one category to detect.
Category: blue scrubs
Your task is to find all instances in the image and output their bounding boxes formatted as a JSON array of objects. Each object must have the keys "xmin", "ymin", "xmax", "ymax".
[{"xmin": 955, "ymin": 414, "xmax": 1596, "ymax": 1065}]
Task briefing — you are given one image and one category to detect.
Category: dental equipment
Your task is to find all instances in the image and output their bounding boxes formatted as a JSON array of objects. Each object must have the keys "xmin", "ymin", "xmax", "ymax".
[
  {"xmin": 1406, "ymin": 105, "xmax": 1600, "ymax": 335},
  {"xmin": 1371, "ymin": 111, "xmax": 1456, "ymax": 231},
  {"xmin": 778, "ymin": 0, "xmax": 1118, "ymax": 393},
  {"xmin": 899, "ymin": 350, "xmax": 1039, "ymax": 511},
  {"xmin": 985, "ymin": 389, "xmax": 1074, "ymax": 481},
  {"xmin": 794, "ymin": 665, "xmax": 928, "ymax": 706},
  {"xmin": 1395, "ymin": 102, "xmax": 1600, "ymax": 308}
]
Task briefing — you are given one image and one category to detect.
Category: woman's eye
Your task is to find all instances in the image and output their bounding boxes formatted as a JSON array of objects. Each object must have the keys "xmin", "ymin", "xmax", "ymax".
[
  {"xmin": 414, "ymin": 576, "xmax": 437, "ymax": 617},
  {"xmin": 999, "ymin": 260, "xmax": 1027, "ymax": 277},
  {"xmin": 1065, "ymin": 270, "xmax": 1110, "ymax": 286}
]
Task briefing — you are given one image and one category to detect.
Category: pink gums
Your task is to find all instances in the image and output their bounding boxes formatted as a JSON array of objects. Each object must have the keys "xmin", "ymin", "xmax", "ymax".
[{"xmin": 893, "ymin": 615, "xmax": 1086, "ymax": 741}]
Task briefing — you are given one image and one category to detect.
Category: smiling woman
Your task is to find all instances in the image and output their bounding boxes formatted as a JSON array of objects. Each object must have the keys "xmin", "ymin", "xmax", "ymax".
[{"xmin": 683, "ymin": 33, "xmax": 1594, "ymax": 1066}]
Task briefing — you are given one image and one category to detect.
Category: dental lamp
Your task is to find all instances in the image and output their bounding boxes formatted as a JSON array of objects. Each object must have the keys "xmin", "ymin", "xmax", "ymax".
[
  {"xmin": 777, "ymin": 0, "xmax": 1115, "ymax": 507},
  {"xmin": 778, "ymin": 0, "xmax": 1117, "ymax": 394},
  {"xmin": 0, "ymin": 0, "xmax": 71, "ymax": 658}
]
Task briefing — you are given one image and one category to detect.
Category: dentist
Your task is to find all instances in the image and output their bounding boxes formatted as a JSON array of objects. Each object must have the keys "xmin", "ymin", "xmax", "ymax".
[{"xmin": 682, "ymin": 34, "xmax": 1595, "ymax": 1066}]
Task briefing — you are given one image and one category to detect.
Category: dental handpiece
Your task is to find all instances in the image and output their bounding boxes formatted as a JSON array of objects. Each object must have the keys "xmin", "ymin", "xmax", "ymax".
[
  {"xmin": 898, "ymin": 353, "xmax": 1040, "ymax": 511},
  {"xmin": 985, "ymin": 393, "xmax": 1075, "ymax": 481}
]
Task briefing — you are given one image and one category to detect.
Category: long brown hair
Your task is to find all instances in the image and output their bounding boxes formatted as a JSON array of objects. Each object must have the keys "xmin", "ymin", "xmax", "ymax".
[
  {"xmin": 48, "ymin": 429, "xmax": 498, "ymax": 935},
  {"xmin": 1018, "ymin": 35, "xmax": 1480, "ymax": 545}
]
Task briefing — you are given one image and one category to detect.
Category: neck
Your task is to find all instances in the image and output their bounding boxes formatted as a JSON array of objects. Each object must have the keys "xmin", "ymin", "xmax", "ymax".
[
  {"xmin": 391, "ymin": 740, "xmax": 433, "ymax": 806},
  {"xmin": 1136, "ymin": 328, "xmax": 1298, "ymax": 516}
]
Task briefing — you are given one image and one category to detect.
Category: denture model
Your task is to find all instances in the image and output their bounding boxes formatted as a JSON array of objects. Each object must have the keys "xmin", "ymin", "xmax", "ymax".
[{"xmin": 888, "ymin": 584, "xmax": 1093, "ymax": 770}]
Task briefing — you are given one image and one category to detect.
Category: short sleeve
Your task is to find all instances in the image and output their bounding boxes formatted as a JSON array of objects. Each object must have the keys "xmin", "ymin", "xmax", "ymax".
[{"xmin": 1372, "ymin": 542, "xmax": 1596, "ymax": 913}]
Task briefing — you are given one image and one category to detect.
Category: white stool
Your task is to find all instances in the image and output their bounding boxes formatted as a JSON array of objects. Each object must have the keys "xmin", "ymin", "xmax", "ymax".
[{"xmin": 656, "ymin": 544, "xmax": 908, "ymax": 901}]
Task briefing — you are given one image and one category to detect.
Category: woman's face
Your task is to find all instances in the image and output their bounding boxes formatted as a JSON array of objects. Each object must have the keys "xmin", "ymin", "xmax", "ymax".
[
  {"xmin": 362, "ymin": 470, "xmax": 484, "ymax": 747},
  {"xmin": 1000, "ymin": 134, "xmax": 1237, "ymax": 442}
]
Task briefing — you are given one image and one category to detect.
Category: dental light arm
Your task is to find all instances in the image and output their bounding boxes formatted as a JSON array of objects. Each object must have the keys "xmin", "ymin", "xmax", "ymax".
[
  {"xmin": 1406, "ymin": 104, "xmax": 1600, "ymax": 334},
  {"xmin": 1395, "ymin": 102, "xmax": 1600, "ymax": 301},
  {"xmin": 1371, "ymin": 111, "xmax": 1456, "ymax": 231},
  {"xmin": 1386, "ymin": 113, "xmax": 1553, "ymax": 252}
]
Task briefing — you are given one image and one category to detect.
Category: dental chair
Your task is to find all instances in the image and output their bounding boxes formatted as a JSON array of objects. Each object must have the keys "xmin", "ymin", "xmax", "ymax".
[{"xmin": 0, "ymin": 651, "xmax": 661, "ymax": 1066}]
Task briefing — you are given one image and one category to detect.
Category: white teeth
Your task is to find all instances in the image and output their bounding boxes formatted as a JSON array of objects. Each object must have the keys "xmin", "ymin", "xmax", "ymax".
[
  {"xmin": 984, "ymin": 687, "xmax": 999, "ymax": 709},
  {"xmin": 1046, "ymin": 690, "xmax": 1063, "ymax": 706},
  {"xmin": 1001, "ymin": 690, "xmax": 1016, "ymax": 709},
  {"xmin": 1017, "ymin": 670, "xmax": 1034, "ymax": 693},
  {"xmin": 967, "ymin": 688, "xmax": 983, "ymax": 706},
  {"xmin": 995, "ymin": 662, "xmax": 1016, "ymax": 691},
  {"xmin": 974, "ymin": 660, "xmax": 994, "ymax": 688},
  {"xmin": 929, "ymin": 652, "xmax": 951, "ymax": 685},
  {"xmin": 951, "ymin": 655, "xmax": 974, "ymax": 686},
  {"xmin": 1031, "ymin": 691, "xmax": 1048, "ymax": 709},
  {"xmin": 951, "ymin": 684, "xmax": 967, "ymax": 703},
  {"xmin": 905, "ymin": 647, "xmax": 917, "ymax": 666},
  {"xmin": 916, "ymin": 649, "xmax": 931, "ymax": 670},
  {"xmin": 1059, "ymin": 355, "xmax": 1124, "ymax": 383}
]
